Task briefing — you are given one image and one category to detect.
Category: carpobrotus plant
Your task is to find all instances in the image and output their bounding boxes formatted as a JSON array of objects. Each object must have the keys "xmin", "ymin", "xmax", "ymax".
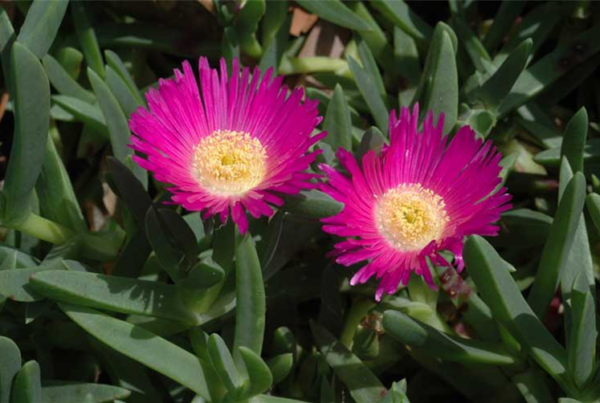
[{"xmin": 1, "ymin": 1, "xmax": 600, "ymax": 403}]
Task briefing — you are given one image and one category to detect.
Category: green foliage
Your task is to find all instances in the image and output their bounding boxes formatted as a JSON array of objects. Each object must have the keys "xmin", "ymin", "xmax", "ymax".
[{"xmin": 1, "ymin": 1, "xmax": 600, "ymax": 403}]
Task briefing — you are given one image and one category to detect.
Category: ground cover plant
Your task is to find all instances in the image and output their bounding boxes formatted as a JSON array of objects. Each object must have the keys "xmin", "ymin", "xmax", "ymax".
[{"xmin": 1, "ymin": 1, "xmax": 600, "ymax": 402}]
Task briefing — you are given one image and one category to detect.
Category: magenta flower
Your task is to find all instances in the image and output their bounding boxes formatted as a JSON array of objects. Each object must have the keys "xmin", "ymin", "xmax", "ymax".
[
  {"xmin": 129, "ymin": 58, "xmax": 325, "ymax": 233},
  {"xmin": 320, "ymin": 106, "xmax": 511, "ymax": 300}
]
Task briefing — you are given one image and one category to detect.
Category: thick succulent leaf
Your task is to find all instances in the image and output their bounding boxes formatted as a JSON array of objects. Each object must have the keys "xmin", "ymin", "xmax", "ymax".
[
  {"xmin": 60, "ymin": 303, "xmax": 211, "ymax": 399},
  {"xmin": 383, "ymin": 311, "xmax": 517, "ymax": 365},
  {"xmin": 295, "ymin": 0, "xmax": 372, "ymax": 31},
  {"xmin": 0, "ymin": 337, "xmax": 21, "ymax": 403},
  {"xmin": 311, "ymin": 321, "xmax": 386, "ymax": 403},
  {"xmin": 464, "ymin": 236, "xmax": 570, "ymax": 389}
]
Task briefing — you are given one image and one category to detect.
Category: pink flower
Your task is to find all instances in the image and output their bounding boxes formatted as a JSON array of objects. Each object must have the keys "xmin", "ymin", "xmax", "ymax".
[
  {"xmin": 320, "ymin": 105, "xmax": 511, "ymax": 301},
  {"xmin": 129, "ymin": 58, "xmax": 325, "ymax": 233}
]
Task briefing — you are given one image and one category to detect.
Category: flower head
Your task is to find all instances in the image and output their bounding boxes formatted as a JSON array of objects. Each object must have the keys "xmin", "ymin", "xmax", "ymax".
[
  {"xmin": 129, "ymin": 58, "xmax": 325, "ymax": 233},
  {"xmin": 320, "ymin": 105, "xmax": 511, "ymax": 300}
]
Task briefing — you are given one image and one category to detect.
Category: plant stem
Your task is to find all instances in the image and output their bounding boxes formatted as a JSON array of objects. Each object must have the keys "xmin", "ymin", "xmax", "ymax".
[
  {"xmin": 340, "ymin": 298, "xmax": 376, "ymax": 349},
  {"xmin": 15, "ymin": 213, "xmax": 75, "ymax": 244},
  {"xmin": 278, "ymin": 57, "xmax": 351, "ymax": 77}
]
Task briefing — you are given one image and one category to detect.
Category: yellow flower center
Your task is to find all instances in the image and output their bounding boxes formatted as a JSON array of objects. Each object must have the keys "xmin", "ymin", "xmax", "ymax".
[
  {"xmin": 376, "ymin": 184, "xmax": 449, "ymax": 251},
  {"xmin": 192, "ymin": 130, "xmax": 267, "ymax": 196}
]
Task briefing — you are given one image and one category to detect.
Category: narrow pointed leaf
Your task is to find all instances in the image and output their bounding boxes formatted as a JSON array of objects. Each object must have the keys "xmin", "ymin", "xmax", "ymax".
[
  {"xmin": 295, "ymin": 0, "xmax": 372, "ymax": 31},
  {"xmin": 568, "ymin": 274, "xmax": 596, "ymax": 387},
  {"xmin": 311, "ymin": 321, "xmax": 385, "ymax": 403},
  {"xmin": 369, "ymin": 0, "xmax": 431, "ymax": 46},
  {"xmin": 72, "ymin": 2, "xmax": 104, "ymax": 77},
  {"xmin": 208, "ymin": 334, "xmax": 244, "ymax": 394},
  {"xmin": 464, "ymin": 236, "xmax": 569, "ymax": 388},
  {"xmin": 41, "ymin": 384, "xmax": 131, "ymax": 403},
  {"xmin": 37, "ymin": 137, "xmax": 86, "ymax": 231},
  {"xmin": 560, "ymin": 108, "xmax": 588, "ymax": 174},
  {"xmin": 528, "ymin": 172, "xmax": 586, "ymax": 318},
  {"xmin": 11, "ymin": 361, "xmax": 42, "ymax": 403},
  {"xmin": 239, "ymin": 347, "xmax": 273, "ymax": 398},
  {"xmin": 283, "ymin": 190, "xmax": 343, "ymax": 219},
  {"xmin": 52, "ymin": 95, "xmax": 107, "ymax": 134},
  {"xmin": 420, "ymin": 25, "xmax": 458, "ymax": 135},
  {"xmin": 323, "ymin": 84, "xmax": 352, "ymax": 151},
  {"xmin": 29, "ymin": 270, "xmax": 198, "ymax": 324},
  {"xmin": 383, "ymin": 311, "xmax": 517, "ymax": 365},
  {"xmin": 60, "ymin": 303, "xmax": 210, "ymax": 399},
  {"xmin": 476, "ymin": 39, "xmax": 532, "ymax": 112},
  {"xmin": 105, "ymin": 50, "xmax": 144, "ymax": 106},
  {"xmin": 268, "ymin": 354, "xmax": 293, "ymax": 385},
  {"xmin": 17, "ymin": 0, "xmax": 69, "ymax": 58},
  {"xmin": 2, "ymin": 42, "xmax": 50, "ymax": 225},
  {"xmin": 43, "ymin": 54, "xmax": 95, "ymax": 103},
  {"xmin": 234, "ymin": 232, "xmax": 266, "ymax": 365},
  {"xmin": 483, "ymin": 1, "xmax": 526, "ymax": 51},
  {"xmin": 348, "ymin": 56, "xmax": 389, "ymax": 134},
  {"xmin": 0, "ymin": 266, "xmax": 56, "ymax": 302},
  {"xmin": 0, "ymin": 337, "xmax": 21, "ymax": 403},
  {"xmin": 88, "ymin": 68, "xmax": 130, "ymax": 162}
]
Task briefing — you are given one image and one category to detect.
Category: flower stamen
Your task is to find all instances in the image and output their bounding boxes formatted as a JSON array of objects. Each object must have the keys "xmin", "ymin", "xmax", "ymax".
[
  {"xmin": 192, "ymin": 130, "xmax": 267, "ymax": 196},
  {"xmin": 376, "ymin": 184, "xmax": 448, "ymax": 251}
]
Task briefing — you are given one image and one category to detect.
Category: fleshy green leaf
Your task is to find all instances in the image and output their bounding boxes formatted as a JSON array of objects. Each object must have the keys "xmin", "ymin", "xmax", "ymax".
[
  {"xmin": 16, "ymin": 0, "xmax": 69, "ymax": 58},
  {"xmin": 41, "ymin": 383, "xmax": 131, "ymax": 403},
  {"xmin": 267, "ymin": 354, "xmax": 293, "ymax": 385},
  {"xmin": 234, "ymin": 232, "xmax": 266, "ymax": 365},
  {"xmin": 235, "ymin": 0, "xmax": 265, "ymax": 58},
  {"xmin": 0, "ymin": 265, "xmax": 55, "ymax": 302},
  {"xmin": 72, "ymin": 2, "xmax": 104, "ymax": 77},
  {"xmin": 383, "ymin": 311, "xmax": 517, "ymax": 365},
  {"xmin": 105, "ymin": 50, "xmax": 145, "ymax": 107},
  {"xmin": 208, "ymin": 334, "xmax": 245, "ymax": 394},
  {"xmin": 568, "ymin": 274, "xmax": 596, "ymax": 387},
  {"xmin": 464, "ymin": 236, "xmax": 570, "ymax": 389},
  {"xmin": 498, "ymin": 24, "xmax": 600, "ymax": 117},
  {"xmin": 88, "ymin": 68, "xmax": 131, "ymax": 162},
  {"xmin": 283, "ymin": 190, "xmax": 343, "ymax": 219},
  {"xmin": 475, "ymin": 39, "xmax": 532, "ymax": 112},
  {"xmin": 52, "ymin": 95, "xmax": 107, "ymax": 135},
  {"xmin": 295, "ymin": 0, "xmax": 372, "ymax": 32},
  {"xmin": 369, "ymin": 0, "xmax": 432, "ymax": 47},
  {"xmin": 36, "ymin": 136, "xmax": 86, "ymax": 232},
  {"xmin": 0, "ymin": 336, "xmax": 21, "ymax": 403},
  {"xmin": 60, "ymin": 303, "xmax": 211, "ymax": 399},
  {"xmin": 323, "ymin": 84, "xmax": 353, "ymax": 151},
  {"xmin": 560, "ymin": 108, "xmax": 588, "ymax": 174},
  {"xmin": 1, "ymin": 42, "xmax": 50, "ymax": 226},
  {"xmin": 311, "ymin": 321, "xmax": 385, "ymax": 403},
  {"xmin": 11, "ymin": 361, "xmax": 42, "ymax": 403},
  {"xmin": 419, "ymin": 23, "xmax": 458, "ymax": 135},
  {"xmin": 29, "ymin": 270, "xmax": 198, "ymax": 324},
  {"xmin": 527, "ymin": 172, "xmax": 586, "ymax": 318},
  {"xmin": 483, "ymin": 1, "xmax": 526, "ymax": 51},
  {"xmin": 239, "ymin": 347, "xmax": 273, "ymax": 399},
  {"xmin": 43, "ymin": 54, "xmax": 95, "ymax": 103},
  {"xmin": 586, "ymin": 193, "xmax": 600, "ymax": 232},
  {"xmin": 348, "ymin": 56, "xmax": 389, "ymax": 134}
]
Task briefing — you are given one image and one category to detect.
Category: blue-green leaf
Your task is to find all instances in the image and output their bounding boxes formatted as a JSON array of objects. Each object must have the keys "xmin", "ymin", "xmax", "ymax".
[
  {"xmin": 527, "ymin": 172, "xmax": 586, "ymax": 318},
  {"xmin": 295, "ymin": 0, "xmax": 372, "ymax": 31},
  {"xmin": 60, "ymin": 303, "xmax": 211, "ymax": 399},
  {"xmin": 16, "ymin": 0, "xmax": 69, "ymax": 58},
  {"xmin": 1, "ymin": 42, "xmax": 50, "ymax": 226},
  {"xmin": 11, "ymin": 361, "xmax": 42, "ymax": 403},
  {"xmin": 0, "ymin": 337, "xmax": 21, "ymax": 403},
  {"xmin": 464, "ymin": 236, "xmax": 570, "ymax": 389},
  {"xmin": 234, "ymin": 232, "xmax": 266, "ymax": 365}
]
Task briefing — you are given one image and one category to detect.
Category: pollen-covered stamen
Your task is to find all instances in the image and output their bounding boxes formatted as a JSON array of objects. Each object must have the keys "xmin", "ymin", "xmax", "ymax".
[
  {"xmin": 376, "ymin": 184, "xmax": 449, "ymax": 251},
  {"xmin": 192, "ymin": 130, "xmax": 267, "ymax": 196}
]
